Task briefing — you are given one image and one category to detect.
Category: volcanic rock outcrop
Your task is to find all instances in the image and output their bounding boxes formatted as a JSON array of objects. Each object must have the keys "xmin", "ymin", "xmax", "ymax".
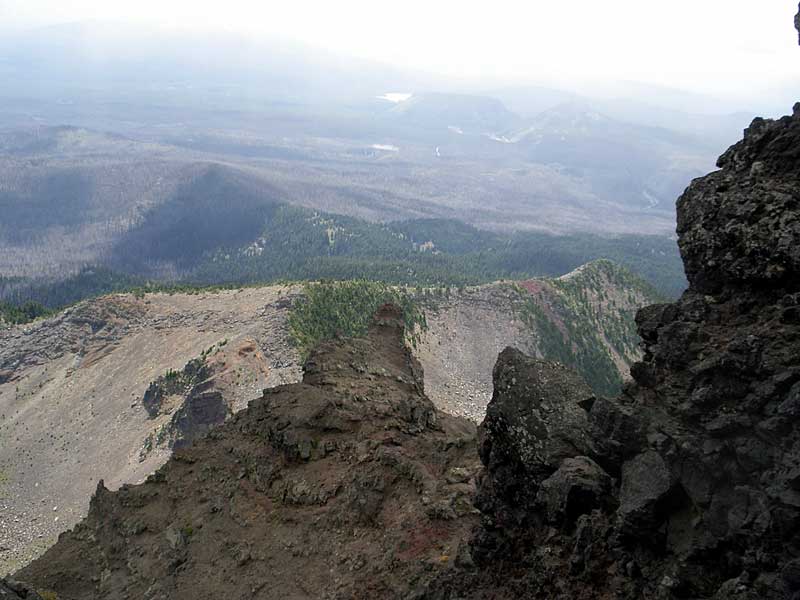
[{"xmin": 10, "ymin": 305, "xmax": 481, "ymax": 599}]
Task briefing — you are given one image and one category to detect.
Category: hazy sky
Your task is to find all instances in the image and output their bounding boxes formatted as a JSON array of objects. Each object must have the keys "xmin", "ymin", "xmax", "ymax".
[{"xmin": 1, "ymin": 0, "xmax": 797, "ymax": 95}]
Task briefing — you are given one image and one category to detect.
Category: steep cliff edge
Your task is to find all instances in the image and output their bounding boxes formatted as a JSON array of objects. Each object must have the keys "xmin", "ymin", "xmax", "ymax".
[{"xmin": 423, "ymin": 56, "xmax": 800, "ymax": 600}]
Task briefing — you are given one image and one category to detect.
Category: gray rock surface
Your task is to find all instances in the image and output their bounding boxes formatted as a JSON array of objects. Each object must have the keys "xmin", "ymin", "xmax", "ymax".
[
  {"xmin": 617, "ymin": 450, "xmax": 674, "ymax": 537},
  {"xmin": 537, "ymin": 456, "xmax": 614, "ymax": 526},
  {"xmin": 481, "ymin": 347, "xmax": 595, "ymax": 474},
  {"xmin": 0, "ymin": 579, "xmax": 42, "ymax": 599},
  {"xmin": 677, "ymin": 103, "xmax": 800, "ymax": 294},
  {"xmin": 473, "ymin": 348, "xmax": 596, "ymax": 560}
]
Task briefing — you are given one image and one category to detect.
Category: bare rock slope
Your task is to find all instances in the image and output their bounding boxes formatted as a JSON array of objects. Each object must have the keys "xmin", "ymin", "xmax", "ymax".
[
  {"xmin": 14, "ymin": 306, "xmax": 481, "ymax": 599},
  {"xmin": 0, "ymin": 287, "xmax": 302, "ymax": 573}
]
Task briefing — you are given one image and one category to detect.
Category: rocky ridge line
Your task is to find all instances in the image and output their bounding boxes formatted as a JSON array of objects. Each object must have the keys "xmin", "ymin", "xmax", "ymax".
[{"xmin": 10, "ymin": 305, "xmax": 481, "ymax": 599}]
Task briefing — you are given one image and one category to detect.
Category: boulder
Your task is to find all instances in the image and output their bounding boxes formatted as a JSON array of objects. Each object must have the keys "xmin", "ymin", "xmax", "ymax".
[
  {"xmin": 473, "ymin": 347, "xmax": 597, "ymax": 560},
  {"xmin": 617, "ymin": 451, "xmax": 674, "ymax": 537},
  {"xmin": 479, "ymin": 347, "xmax": 595, "ymax": 480},
  {"xmin": 537, "ymin": 456, "xmax": 615, "ymax": 526}
]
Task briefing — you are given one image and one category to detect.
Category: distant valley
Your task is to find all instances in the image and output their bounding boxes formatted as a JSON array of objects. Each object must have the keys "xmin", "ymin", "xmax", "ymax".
[
  {"xmin": 0, "ymin": 22, "xmax": 745, "ymax": 266},
  {"xmin": 0, "ymin": 126, "xmax": 687, "ymax": 308},
  {"xmin": 0, "ymin": 23, "xmax": 741, "ymax": 311}
]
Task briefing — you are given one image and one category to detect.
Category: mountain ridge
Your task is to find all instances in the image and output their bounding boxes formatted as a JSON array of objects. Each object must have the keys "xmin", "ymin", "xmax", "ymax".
[
  {"xmin": 0, "ymin": 261, "xmax": 658, "ymax": 574},
  {"xmin": 12, "ymin": 305, "xmax": 482, "ymax": 599}
]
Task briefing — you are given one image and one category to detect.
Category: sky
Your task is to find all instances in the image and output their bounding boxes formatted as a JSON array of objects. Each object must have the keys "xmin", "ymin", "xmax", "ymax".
[{"xmin": 0, "ymin": 0, "xmax": 797, "ymax": 97}]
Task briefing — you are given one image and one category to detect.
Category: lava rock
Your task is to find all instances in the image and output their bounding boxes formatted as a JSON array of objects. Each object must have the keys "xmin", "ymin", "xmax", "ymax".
[
  {"xmin": 473, "ymin": 347, "xmax": 596, "ymax": 561},
  {"xmin": 588, "ymin": 396, "xmax": 648, "ymax": 474},
  {"xmin": 479, "ymin": 347, "xmax": 595, "ymax": 481},
  {"xmin": 536, "ymin": 456, "xmax": 615, "ymax": 526},
  {"xmin": 617, "ymin": 451, "xmax": 674, "ymax": 537},
  {"xmin": 677, "ymin": 107, "xmax": 800, "ymax": 294}
]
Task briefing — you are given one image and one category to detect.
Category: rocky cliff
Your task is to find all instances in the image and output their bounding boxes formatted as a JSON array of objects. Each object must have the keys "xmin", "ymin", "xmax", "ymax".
[{"xmin": 421, "ymin": 33, "xmax": 800, "ymax": 600}]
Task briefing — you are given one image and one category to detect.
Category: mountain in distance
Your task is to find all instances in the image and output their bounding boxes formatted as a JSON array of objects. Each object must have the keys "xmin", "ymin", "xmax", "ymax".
[
  {"xmin": 0, "ymin": 20, "xmax": 752, "ymax": 253},
  {"xmin": 384, "ymin": 93, "xmax": 523, "ymax": 135},
  {"xmin": 0, "ymin": 125, "xmax": 687, "ymax": 301},
  {"xmin": 477, "ymin": 84, "xmax": 583, "ymax": 119},
  {"xmin": 0, "ymin": 22, "xmax": 750, "ymax": 197},
  {"xmin": 490, "ymin": 102, "xmax": 715, "ymax": 211},
  {"xmin": 486, "ymin": 83, "xmax": 755, "ymax": 150},
  {"xmin": 374, "ymin": 95, "xmax": 719, "ymax": 213}
]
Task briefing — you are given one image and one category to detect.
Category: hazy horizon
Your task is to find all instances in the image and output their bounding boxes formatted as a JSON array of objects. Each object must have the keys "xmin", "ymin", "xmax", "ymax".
[
  {"xmin": 1, "ymin": 0, "xmax": 797, "ymax": 112},
  {"xmin": 0, "ymin": 0, "xmax": 794, "ymax": 287}
]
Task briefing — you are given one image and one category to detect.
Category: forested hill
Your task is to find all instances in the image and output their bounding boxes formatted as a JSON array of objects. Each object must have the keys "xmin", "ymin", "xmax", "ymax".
[
  {"xmin": 0, "ymin": 205, "xmax": 685, "ymax": 312},
  {"xmin": 190, "ymin": 208, "xmax": 684, "ymax": 294}
]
